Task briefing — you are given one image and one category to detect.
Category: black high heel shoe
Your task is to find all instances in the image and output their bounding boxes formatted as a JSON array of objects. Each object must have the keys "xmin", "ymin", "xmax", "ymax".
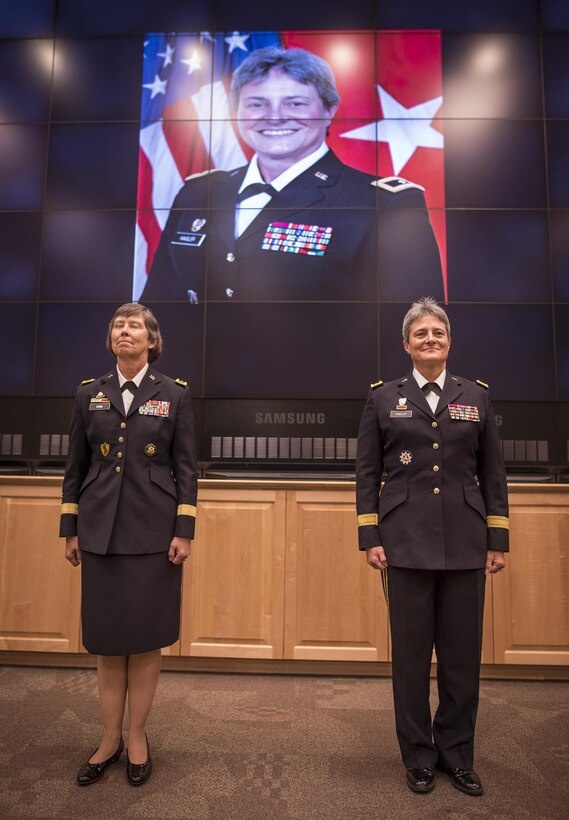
[
  {"xmin": 76, "ymin": 737, "xmax": 124, "ymax": 786},
  {"xmin": 126, "ymin": 735, "xmax": 152, "ymax": 786}
]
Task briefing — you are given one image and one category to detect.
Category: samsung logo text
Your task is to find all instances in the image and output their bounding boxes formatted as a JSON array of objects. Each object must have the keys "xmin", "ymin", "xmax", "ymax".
[{"xmin": 255, "ymin": 412, "xmax": 326, "ymax": 425}]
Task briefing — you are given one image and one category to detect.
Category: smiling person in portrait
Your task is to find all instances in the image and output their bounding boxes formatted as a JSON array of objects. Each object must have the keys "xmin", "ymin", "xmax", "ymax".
[{"xmin": 142, "ymin": 45, "xmax": 443, "ymax": 304}]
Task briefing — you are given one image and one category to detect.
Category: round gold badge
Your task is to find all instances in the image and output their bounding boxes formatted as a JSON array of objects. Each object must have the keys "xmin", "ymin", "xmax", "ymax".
[{"xmin": 144, "ymin": 443, "xmax": 156, "ymax": 457}]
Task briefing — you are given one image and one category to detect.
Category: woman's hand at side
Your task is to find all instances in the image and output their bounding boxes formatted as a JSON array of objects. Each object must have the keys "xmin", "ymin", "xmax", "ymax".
[
  {"xmin": 168, "ymin": 537, "xmax": 192, "ymax": 565},
  {"xmin": 65, "ymin": 536, "xmax": 81, "ymax": 566}
]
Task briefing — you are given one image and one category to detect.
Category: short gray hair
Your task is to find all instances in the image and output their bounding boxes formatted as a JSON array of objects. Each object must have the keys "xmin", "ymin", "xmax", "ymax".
[
  {"xmin": 402, "ymin": 297, "xmax": 451, "ymax": 342},
  {"xmin": 230, "ymin": 46, "xmax": 340, "ymax": 112}
]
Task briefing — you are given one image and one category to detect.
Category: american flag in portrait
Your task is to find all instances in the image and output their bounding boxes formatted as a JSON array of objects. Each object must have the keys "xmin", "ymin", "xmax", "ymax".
[{"xmin": 134, "ymin": 30, "xmax": 446, "ymax": 301}]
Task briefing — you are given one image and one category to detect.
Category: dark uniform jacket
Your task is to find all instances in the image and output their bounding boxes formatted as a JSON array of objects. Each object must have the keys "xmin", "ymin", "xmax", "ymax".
[
  {"xmin": 59, "ymin": 366, "xmax": 198, "ymax": 555},
  {"xmin": 356, "ymin": 372, "xmax": 509, "ymax": 570},
  {"xmin": 142, "ymin": 150, "xmax": 443, "ymax": 303}
]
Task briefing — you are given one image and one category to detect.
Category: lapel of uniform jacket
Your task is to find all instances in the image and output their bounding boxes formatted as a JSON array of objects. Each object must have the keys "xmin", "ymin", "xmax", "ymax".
[
  {"xmin": 127, "ymin": 367, "xmax": 161, "ymax": 418},
  {"xmin": 209, "ymin": 166, "xmax": 247, "ymax": 256},
  {"xmin": 435, "ymin": 372, "xmax": 463, "ymax": 417},
  {"xmin": 100, "ymin": 370, "xmax": 124, "ymax": 417},
  {"xmin": 237, "ymin": 151, "xmax": 343, "ymax": 244},
  {"xmin": 397, "ymin": 373, "xmax": 433, "ymax": 417}
]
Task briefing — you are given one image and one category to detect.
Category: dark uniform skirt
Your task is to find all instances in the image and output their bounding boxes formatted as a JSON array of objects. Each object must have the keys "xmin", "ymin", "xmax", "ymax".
[{"xmin": 81, "ymin": 551, "xmax": 182, "ymax": 656}]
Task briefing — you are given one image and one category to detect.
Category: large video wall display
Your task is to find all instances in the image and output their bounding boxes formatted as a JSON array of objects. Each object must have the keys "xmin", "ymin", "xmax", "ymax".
[{"xmin": 0, "ymin": 15, "xmax": 568, "ymax": 411}]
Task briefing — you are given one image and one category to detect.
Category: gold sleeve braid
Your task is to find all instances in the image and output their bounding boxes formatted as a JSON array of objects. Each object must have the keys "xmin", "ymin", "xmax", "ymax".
[
  {"xmin": 358, "ymin": 513, "xmax": 379, "ymax": 527},
  {"xmin": 177, "ymin": 504, "xmax": 197, "ymax": 517},
  {"xmin": 61, "ymin": 503, "xmax": 79, "ymax": 515},
  {"xmin": 487, "ymin": 515, "xmax": 509, "ymax": 529}
]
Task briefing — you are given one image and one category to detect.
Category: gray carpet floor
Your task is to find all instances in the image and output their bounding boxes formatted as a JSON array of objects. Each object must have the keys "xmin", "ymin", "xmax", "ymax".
[{"xmin": 0, "ymin": 666, "xmax": 567, "ymax": 819}]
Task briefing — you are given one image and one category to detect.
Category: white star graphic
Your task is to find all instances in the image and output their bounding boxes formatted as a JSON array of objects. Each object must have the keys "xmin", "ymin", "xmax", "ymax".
[
  {"xmin": 143, "ymin": 74, "xmax": 167, "ymax": 99},
  {"xmin": 200, "ymin": 32, "xmax": 214, "ymax": 43},
  {"xmin": 157, "ymin": 43, "xmax": 175, "ymax": 68},
  {"xmin": 341, "ymin": 85, "xmax": 443, "ymax": 175},
  {"xmin": 181, "ymin": 50, "xmax": 202, "ymax": 75},
  {"xmin": 225, "ymin": 31, "xmax": 250, "ymax": 54}
]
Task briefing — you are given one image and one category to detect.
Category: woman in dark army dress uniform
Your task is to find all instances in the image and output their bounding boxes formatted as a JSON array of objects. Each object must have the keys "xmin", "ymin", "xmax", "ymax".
[
  {"xmin": 356, "ymin": 298, "xmax": 508, "ymax": 797},
  {"xmin": 60, "ymin": 303, "xmax": 198, "ymax": 787}
]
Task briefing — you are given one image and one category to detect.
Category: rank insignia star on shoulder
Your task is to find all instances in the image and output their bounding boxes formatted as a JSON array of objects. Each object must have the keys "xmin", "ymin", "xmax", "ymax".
[
  {"xmin": 476, "ymin": 379, "xmax": 489, "ymax": 389},
  {"xmin": 175, "ymin": 378, "xmax": 188, "ymax": 387},
  {"xmin": 370, "ymin": 379, "xmax": 384, "ymax": 389},
  {"xmin": 371, "ymin": 176, "xmax": 425, "ymax": 193}
]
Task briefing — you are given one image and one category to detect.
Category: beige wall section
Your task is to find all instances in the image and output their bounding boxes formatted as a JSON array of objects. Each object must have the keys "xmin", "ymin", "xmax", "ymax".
[
  {"xmin": 0, "ymin": 482, "xmax": 81, "ymax": 652},
  {"xmin": 492, "ymin": 487, "xmax": 569, "ymax": 666},
  {"xmin": 285, "ymin": 489, "xmax": 389, "ymax": 661},
  {"xmin": 180, "ymin": 487, "xmax": 286, "ymax": 659}
]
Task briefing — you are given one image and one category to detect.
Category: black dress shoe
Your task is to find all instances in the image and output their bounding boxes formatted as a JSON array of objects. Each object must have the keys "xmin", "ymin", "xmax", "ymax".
[
  {"xmin": 76, "ymin": 737, "xmax": 124, "ymax": 786},
  {"xmin": 438, "ymin": 765, "xmax": 483, "ymax": 796},
  {"xmin": 127, "ymin": 735, "xmax": 152, "ymax": 786},
  {"xmin": 405, "ymin": 767, "xmax": 435, "ymax": 793}
]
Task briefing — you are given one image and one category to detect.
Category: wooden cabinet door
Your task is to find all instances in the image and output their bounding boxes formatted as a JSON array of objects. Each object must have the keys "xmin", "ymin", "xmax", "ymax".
[
  {"xmin": 284, "ymin": 489, "xmax": 389, "ymax": 661},
  {"xmin": 180, "ymin": 488, "xmax": 285, "ymax": 659},
  {"xmin": 492, "ymin": 489, "xmax": 569, "ymax": 665},
  {"xmin": 0, "ymin": 484, "xmax": 81, "ymax": 652}
]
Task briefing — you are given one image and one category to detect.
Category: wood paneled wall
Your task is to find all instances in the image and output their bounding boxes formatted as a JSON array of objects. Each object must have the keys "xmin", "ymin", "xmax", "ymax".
[{"xmin": 0, "ymin": 479, "xmax": 567, "ymax": 671}]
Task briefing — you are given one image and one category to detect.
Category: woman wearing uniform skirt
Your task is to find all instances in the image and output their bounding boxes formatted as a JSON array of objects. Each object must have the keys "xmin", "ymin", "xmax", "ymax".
[{"xmin": 60, "ymin": 303, "xmax": 198, "ymax": 786}]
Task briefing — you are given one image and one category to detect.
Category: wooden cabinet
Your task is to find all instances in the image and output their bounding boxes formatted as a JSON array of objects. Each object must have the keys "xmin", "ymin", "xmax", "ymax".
[
  {"xmin": 180, "ymin": 486, "xmax": 285, "ymax": 659},
  {"xmin": 492, "ymin": 487, "xmax": 569, "ymax": 666},
  {"xmin": 0, "ymin": 481, "xmax": 81, "ymax": 652},
  {"xmin": 0, "ymin": 478, "xmax": 568, "ymax": 674},
  {"xmin": 284, "ymin": 488, "xmax": 389, "ymax": 661}
]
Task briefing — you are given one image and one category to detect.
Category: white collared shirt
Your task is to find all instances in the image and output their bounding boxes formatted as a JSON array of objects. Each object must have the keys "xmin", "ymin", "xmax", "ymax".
[
  {"xmin": 117, "ymin": 363, "xmax": 149, "ymax": 414},
  {"xmin": 235, "ymin": 143, "xmax": 329, "ymax": 238},
  {"xmin": 413, "ymin": 368, "xmax": 446, "ymax": 414}
]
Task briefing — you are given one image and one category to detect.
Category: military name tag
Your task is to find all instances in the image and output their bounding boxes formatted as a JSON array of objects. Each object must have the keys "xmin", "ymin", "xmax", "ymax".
[
  {"xmin": 171, "ymin": 229, "xmax": 205, "ymax": 248},
  {"xmin": 89, "ymin": 396, "xmax": 110, "ymax": 411},
  {"xmin": 139, "ymin": 400, "xmax": 170, "ymax": 417},
  {"xmin": 448, "ymin": 403, "xmax": 480, "ymax": 422},
  {"xmin": 390, "ymin": 410, "xmax": 412, "ymax": 418},
  {"xmin": 262, "ymin": 222, "xmax": 333, "ymax": 256}
]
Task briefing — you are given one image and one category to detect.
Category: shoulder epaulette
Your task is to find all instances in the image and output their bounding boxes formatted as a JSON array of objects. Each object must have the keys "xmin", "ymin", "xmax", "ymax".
[
  {"xmin": 81, "ymin": 378, "xmax": 95, "ymax": 385},
  {"xmin": 476, "ymin": 379, "xmax": 489, "ymax": 389},
  {"xmin": 184, "ymin": 168, "xmax": 223, "ymax": 182},
  {"xmin": 370, "ymin": 380, "xmax": 384, "ymax": 389},
  {"xmin": 175, "ymin": 378, "xmax": 188, "ymax": 388},
  {"xmin": 371, "ymin": 176, "xmax": 425, "ymax": 193}
]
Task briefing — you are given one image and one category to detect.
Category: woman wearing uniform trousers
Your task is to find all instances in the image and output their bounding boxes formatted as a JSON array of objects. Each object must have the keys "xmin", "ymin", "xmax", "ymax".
[
  {"xmin": 356, "ymin": 297, "xmax": 509, "ymax": 796},
  {"xmin": 60, "ymin": 303, "xmax": 198, "ymax": 786}
]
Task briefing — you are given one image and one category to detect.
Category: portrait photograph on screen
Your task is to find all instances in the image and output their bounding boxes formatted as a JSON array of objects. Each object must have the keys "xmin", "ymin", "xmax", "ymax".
[{"xmin": 133, "ymin": 30, "xmax": 448, "ymax": 398}]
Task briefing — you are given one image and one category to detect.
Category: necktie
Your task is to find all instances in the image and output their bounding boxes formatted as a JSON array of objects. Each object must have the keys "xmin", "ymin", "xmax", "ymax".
[
  {"xmin": 422, "ymin": 382, "xmax": 441, "ymax": 396},
  {"xmin": 236, "ymin": 182, "xmax": 276, "ymax": 202},
  {"xmin": 121, "ymin": 381, "xmax": 138, "ymax": 393}
]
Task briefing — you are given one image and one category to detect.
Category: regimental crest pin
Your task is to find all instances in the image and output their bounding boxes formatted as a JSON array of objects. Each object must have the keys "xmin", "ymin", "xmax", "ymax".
[
  {"xmin": 396, "ymin": 397, "xmax": 408, "ymax": 410},
  {"xmin": 191, "ymin": 218, "xmax": 206, "ymax": 232},
  {"xmin": 100, "ymin": 442, "xmax": 110, "ymax": 457},
  {"xmin": 399, "ymin": 450, "xmax": 413, "ymax": 466}
]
